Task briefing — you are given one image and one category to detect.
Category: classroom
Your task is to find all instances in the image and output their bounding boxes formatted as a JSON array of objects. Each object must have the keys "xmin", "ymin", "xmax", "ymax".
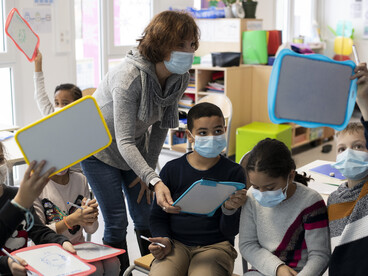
[{"xmin": 1, "ymin": 0, "xmax": 368, "ymax": 275}]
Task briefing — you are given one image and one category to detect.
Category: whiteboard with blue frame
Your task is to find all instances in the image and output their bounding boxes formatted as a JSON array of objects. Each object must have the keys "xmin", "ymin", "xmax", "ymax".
[
  {"xmin": 172, "ymin": 178, "xmax": 245, "ymax": 216},
  {"xmin": 268, "ymin": 49, "xmax": 357, "ymax": 131}
]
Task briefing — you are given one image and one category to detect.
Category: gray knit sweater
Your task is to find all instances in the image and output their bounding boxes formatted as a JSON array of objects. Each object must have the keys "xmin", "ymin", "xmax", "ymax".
[{"xmin": 93, "ymin": 50, "xmax": 189, "ymax": 185}]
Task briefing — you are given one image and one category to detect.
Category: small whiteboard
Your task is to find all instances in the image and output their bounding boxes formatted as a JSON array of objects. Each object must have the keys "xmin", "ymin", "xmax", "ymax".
[
  {"xmin": 12, "ymin": 244, "xmax": 96, "ymax": 276},
  {"xmin": 15, "ymin": 96, "xmax": 112, "ymax": 176},
  {"xmin": 172, "ymin": 179, "xmax": 245, "ymax": 216},
  {"xmin": 74, "ymin": 242, "xmax": 125, "ymax": 263},
  {"xmin": 268, "ymin": 49, "xmax": 357, "ymax": 130},
  {"xmin": 5, "ymin": 8, "xmax": 39, "ymax": 62}
]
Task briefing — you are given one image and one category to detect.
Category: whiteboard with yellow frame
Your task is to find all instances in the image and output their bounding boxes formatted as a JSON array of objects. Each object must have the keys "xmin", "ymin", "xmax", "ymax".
[{"xmin": 15, "ymin": 96, "xmax": 111, "ymax": 176}]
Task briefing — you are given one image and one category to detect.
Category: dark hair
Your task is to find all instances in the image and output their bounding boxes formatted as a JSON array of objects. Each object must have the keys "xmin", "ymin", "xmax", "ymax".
[
  {"xmin": 54, "ymin": 84, "xmax": 82, "ymax": 101},
  {"xmin": 187, "ymin": 102, "xmax": 225, "ymax": 132},
  {"xmin": 246, "ymin": 138, "xmax": 311, "ymax": 186},
  {"xmin": 0, "ymin": 141, "xmax": 6, "ymax": 165},
  {"xmin": 137, "ymin": 10, "xmax": 200, "ymax": 63}
]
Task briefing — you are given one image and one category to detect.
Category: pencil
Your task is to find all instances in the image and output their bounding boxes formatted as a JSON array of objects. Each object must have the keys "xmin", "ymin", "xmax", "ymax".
[
  {"xmin": 140, "ymin": 235, "xmax": 166, "ymax": 248},
  {"xmin": 67, "ymin": 202, "xmax": 83, "ymax": 210},
  {"xmin": 1, "ymin": 248, "xmax": 20, "ymax": 265},
  {"xmin": 352, "ymin": 45, "xmax": 360, "ymax": 65}
]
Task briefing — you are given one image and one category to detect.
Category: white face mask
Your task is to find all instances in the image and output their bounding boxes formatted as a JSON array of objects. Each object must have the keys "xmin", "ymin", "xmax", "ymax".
[{"xmin": 54, "ymin": 107, "xmax": 62, "ymax": 112}]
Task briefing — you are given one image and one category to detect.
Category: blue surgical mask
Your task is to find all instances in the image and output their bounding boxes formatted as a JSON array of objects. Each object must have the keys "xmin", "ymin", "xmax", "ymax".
[
  {"xmin": 332, "ymin": 149, "xmax": 368, "ymax": 180},
  {"xmin": 252, "ymin": 178, "xmax": 289, "ymax": 208},
  {"xmin": 164, "ymin": 51, "xmax": 194, "ymax": 74},
  {"xmin": 193, "ymin": 134, "xmax": 227, "ymax": 158}
]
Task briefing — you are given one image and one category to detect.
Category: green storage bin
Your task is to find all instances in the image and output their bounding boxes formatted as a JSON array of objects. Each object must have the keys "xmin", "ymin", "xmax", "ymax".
[
  {"xmin": 236, "ymin": 122, "xmax": 292, "ymax": 163},
  {"xmin": 242, "ymin": 30, "xmax": 268, "ymax": 64}
]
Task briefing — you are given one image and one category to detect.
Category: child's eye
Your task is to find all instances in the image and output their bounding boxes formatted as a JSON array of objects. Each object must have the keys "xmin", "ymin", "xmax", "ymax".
[
  {"xmin": 215, "ymin": 129, "xmax": 224, "ymax": 135},
  {"xmin": 353, "ymin": 144, "xmax": 365, "ymax": 151},
  {"xmin": 198, "ymin": 131, "xmax": 207, "ymax": 136},
  {"xmin": 337, "ymin": 147, "xmax": 346, "ymax": 153}
]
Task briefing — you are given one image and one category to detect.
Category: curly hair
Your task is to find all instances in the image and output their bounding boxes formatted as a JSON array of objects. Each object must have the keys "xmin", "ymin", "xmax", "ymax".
[{"xmin": 137, "ymin": 10, "xmax": 200, "ymax": 63}]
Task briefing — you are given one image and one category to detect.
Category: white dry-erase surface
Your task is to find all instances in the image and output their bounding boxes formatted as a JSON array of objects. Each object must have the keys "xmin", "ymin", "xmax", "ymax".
[
  {"xmin": 15, "ymin": 96, "xmax": 112, "ymax": 176},
  {"xmin": 12, "ymin": 244, "xmax": 96, "ymax": 276},
  {"xmin": 74, "ymin": 242, "xmax": 125, "ymax": 263},
  {"xmin": 172, "ymin": 179, "xmax": 245, "ymax": 216},
  {"xmin": 5, "ymin": 8, "xmax": 39, "ymax": 61},
  {"xmin": 268, "ymin": 49, "xmax": 357, "ymax": 131}
]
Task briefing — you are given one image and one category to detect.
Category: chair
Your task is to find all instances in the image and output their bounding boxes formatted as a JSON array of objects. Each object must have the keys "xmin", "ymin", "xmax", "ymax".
[
  {"xmin": 197, "ymin": 94, "xmax": 233, "ymax": 157},
  {"xmin": 82, "ymin": 87, "xmax": 96, "ymax": 97}
]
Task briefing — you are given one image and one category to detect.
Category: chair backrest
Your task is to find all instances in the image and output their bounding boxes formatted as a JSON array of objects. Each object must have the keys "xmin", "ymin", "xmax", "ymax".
[
  {"xmin": 197, "ymin": 94, "xmax": 233, "ymax": 157},
  {"xmin": 239, "ymin": 151, "xmax": 251, "ymax": 189},
  {"xmin": 82, "ymin": 88, "xmax": 96, "ymax": 97}
]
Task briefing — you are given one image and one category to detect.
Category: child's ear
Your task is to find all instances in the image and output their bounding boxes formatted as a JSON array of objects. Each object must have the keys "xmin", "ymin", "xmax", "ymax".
[{"xmin": 186, "ymin": 129, "xmax": 194, "ymax": 143}]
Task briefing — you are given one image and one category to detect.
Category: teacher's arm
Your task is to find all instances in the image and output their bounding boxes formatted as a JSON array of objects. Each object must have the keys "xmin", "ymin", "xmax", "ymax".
[{"xmin": 113, "ymin": 88, "xmax": 179, "ymax": 211}]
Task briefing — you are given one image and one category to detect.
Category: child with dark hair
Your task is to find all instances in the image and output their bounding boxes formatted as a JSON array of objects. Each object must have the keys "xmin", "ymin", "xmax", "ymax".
[
  {"xmin": 148, "ymin": 102, "xmax": 247, "ymax": 276},
  {"xmin": 239, "ymin": 138, "xmax": 330, "ymax": 276},
  {"xmin": 33, "ymin": 50, "xmax": 82, "ymax": 116}
]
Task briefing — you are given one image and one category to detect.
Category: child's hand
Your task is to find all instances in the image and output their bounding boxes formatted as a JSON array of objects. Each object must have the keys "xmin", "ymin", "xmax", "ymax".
[
  {"xmin": 34, "ymin": 50, "xmax": 42, "ymax": 72},
  {"xmin": 13, "ymin": 160, "xmax": 55, "ymax": 209},
  {"xmin": 276, "ymin": 264, "xmax": 298, "ymax": 276},
  {"xmin": 62, "ymin": 241, "xmax": 76, "ymax": 254},
  {"xmin": 224, "ymin": 189, "xmax": 247, "ymax": 210},
  {"xmin": 148, "ymin": 237, "xmax": 172, "ymax": 260},
  {"xmin": 69, "ymin": 206, "xmax": 99, "ymax": 227},
  {"xmin": 7, "ymin": 255, "xmax": 27, "ymax": 276},
  {"xmin": 82, "ymin": 198, "xmax": 98, "ymax": 209}
]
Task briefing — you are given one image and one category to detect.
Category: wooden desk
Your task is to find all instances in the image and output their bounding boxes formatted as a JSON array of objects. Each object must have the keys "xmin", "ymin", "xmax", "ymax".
[
  {"xmin": 297, "ymin": 160, "xmax": 344, "ymax": 202},
  {"xmin": 2, "ymin": 138, "xmax": 25, "ymax": 186}
]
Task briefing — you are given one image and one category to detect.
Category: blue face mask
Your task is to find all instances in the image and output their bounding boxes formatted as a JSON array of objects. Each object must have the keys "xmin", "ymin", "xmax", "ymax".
[
  {"xmin": 164, "ymin": 51, "xmax": 194, "ymax": 74},
  {"xmin": 332, "ymin": 149, "xmax": 368, "ymax": 180},
  {"xmin": 193, "ymin": 134, "xmax": 227, "ymax": 158},
  {"xmin": 252, "ymin": 178, "xmax": 289, "ymax": 208}
]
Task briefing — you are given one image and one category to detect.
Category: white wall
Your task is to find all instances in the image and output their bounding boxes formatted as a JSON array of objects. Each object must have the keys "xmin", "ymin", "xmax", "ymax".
[
  {"xmin": 321, "ymin": 0, "xmax": 368, "ymax": 60},
  {"xmin": 256, "ymin": 0, "xmax": 276, "ymax": 31},
  {"xmin": 12, "ymin": 0, "xmax": 76, "ymax": 127}
]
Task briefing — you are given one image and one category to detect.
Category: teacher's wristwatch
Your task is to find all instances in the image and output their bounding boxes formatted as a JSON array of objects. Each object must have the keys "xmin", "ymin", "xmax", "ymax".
[{"xmin": 149, "ymin": 177, "xmax": 161, "ymax": 191}]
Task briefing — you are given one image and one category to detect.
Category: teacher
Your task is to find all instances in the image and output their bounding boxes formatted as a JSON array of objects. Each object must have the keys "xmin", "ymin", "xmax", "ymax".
[{"xmin": 81, "ymin": 10, "xmax": 200, "ymax": 274}]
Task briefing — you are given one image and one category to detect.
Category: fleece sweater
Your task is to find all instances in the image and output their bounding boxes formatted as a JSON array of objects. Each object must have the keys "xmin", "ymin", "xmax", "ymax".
[
  {"xmin": 239, "ymin": 183, "xmax": 330, "ymax": 276},
  {"xmin": 327, "ymin": 180, "xmax": 368, "ymax": 276},
  {"xmin": 92, "ymin": 49, "xmax": 189, "ymax": 185}
]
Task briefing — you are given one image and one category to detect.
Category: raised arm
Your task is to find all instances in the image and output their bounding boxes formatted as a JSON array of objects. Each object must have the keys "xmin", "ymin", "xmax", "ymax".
[{"xmin": 33, "ymin": 50, "xmax": 55, "ymax": 116}]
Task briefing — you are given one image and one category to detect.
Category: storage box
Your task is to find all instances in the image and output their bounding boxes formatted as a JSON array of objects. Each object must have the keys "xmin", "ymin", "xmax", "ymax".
[
  {"xmin": 236, "ymin": 122, "xmax": 292, "ymax": 163},
  {"xmin": 212, "ymin": 52, "xmax": 241, "ymax": 67}
]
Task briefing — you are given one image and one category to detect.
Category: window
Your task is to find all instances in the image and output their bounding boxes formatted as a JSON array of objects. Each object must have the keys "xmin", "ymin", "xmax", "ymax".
[
  {"xmin": 0, "ymin": 0, "xmax": 15, "ymax": 125},
  {"xmin": 276, "ymin": 0, "xmax": 319, "ymax": 45}
]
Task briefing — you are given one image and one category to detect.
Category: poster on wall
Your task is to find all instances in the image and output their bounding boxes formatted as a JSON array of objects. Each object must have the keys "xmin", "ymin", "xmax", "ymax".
[
  {"xmin": 350, "ymin": 0, "xmax": 363, "ymax": 18},
  {"xmin": 22, "ymin": 8, "xmax": 52, "ymax": 33}
]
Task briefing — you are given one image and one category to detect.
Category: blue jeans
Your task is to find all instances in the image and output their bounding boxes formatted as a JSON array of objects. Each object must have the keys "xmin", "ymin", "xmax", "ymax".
[{"xmin": 81, "ymin": 156, "xmax": 151, "ymax": 244}]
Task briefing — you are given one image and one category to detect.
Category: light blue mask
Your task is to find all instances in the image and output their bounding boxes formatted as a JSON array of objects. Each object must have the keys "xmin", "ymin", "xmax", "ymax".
[
  {"xmin": 164, "ymin": 51, "xmax": 194, "ymax": 74},
  {"xmin": 193, "ymin": 134, "xmax": 227, "ymax": 158},
  {"xmin": 332, "ymin": 149, "xmax": 368, "ymax": 180},
  {"xmin": 252, "ymin": 179, "xmax": 289, "ymax": 208}
]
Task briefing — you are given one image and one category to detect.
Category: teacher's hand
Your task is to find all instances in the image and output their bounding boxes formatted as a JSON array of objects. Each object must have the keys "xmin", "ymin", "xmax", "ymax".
[
  {"xmin": 129, "ymin": 177, "xmax": 153, "ymax": 204},
  {"xmin": 154, "ymin": 182, "xmax": 181, "ymax": 214}
]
